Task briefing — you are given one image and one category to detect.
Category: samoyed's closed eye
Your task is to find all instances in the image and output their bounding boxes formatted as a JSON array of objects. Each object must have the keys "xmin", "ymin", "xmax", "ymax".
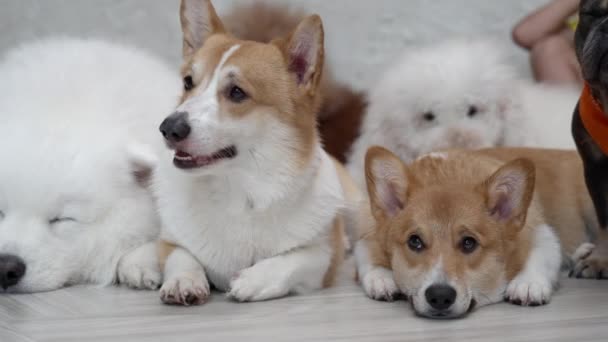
[
  {"xmin": 0, "ymin": 38, "xmax": 181, "ymax": 292},
  {"xmin": 347, "ymin": 38, "xmax": 579, "ymax": 188}
]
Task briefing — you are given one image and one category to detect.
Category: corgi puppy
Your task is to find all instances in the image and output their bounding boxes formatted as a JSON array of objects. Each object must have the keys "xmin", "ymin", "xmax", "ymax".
[
  {"xmin": 222, "ymin": 1, "xmax": 367, "ymax": 163},
  {"xmin": 153, "ymin": 0, "xmax": 361, "ymax": 305},
  {"xmin": 355, "ymin": 146, "xmax": 605, "ymax": 318}
]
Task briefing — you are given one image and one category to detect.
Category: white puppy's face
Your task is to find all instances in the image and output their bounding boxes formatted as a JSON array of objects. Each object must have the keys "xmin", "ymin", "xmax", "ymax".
[
  {"xmin": 0, "ymin": 194, "xmax": 98, "ymax": 292},
  {"xmin": 0, "ymin": 132, "xmax": 157, "ymax": 293},
  {"xmin": 366, "ymin": 40, "xmax": 516, "ymax": 160}
]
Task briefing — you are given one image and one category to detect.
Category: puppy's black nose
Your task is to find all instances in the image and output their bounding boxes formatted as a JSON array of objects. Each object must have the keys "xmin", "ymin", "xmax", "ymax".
[
  {"xmin": 425, "ymin": 284, "xmax": 457, "ymax": 311},
  {"xmin": 0, "ymin": 254, "xmax": 26, "ymax": 290},
  {"xmin": 159, "ymin": 111, "xmax": 191, "ymax": 143}
]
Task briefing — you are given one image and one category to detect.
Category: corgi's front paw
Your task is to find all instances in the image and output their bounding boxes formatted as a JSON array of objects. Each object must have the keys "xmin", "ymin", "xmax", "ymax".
[
  {"xmin": 361, "ymin": 267, "xmax": 399, "ymax": 301},
  {"xmin": 505, "ymin": 274, "xmax": 552, "ymax": 306},
  {"xmin": 570, "ymin": 242, "xmax": 608, "ymax": 279},
  {"xmin": 227, "ymin": 267, "xmax": 289, "ymax": 302},
  {"xmin": 160, "ymin": 274, "xmax": 210, "ymax": 306}
]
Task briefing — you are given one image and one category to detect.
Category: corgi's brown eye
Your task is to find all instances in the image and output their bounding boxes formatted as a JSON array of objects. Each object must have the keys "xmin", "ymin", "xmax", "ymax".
[
  {"xmin": 460, "ymin": 237, "xmax": 478, "ymax": 254},
  {"xmin": 467, "ymin": 105, "xmax": 478, "ymax": 118},
  {"xmin": 227, "ymin": 85, "xmax": 248, "ymax": 103},
  {"xmin": 407, "ymin": 234, "xmax": 425, "ymax": 252},
  {"xmin": 183, "ymin": 76, "xmax": 194, "ymax": 92},
  {"xmin": 423, "ymin": 111, "xmax": 436, "ymax": 122}
]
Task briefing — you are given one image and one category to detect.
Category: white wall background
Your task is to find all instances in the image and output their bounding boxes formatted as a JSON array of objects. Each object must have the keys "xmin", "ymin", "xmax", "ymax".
[{"xmin": 1, "ymin": 0, "xmax": 548, "ymax": 89}]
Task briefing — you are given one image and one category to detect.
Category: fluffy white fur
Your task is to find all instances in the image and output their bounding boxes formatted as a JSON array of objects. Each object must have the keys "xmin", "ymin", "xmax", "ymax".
[
  {"xmin": 348, "ymin": 39, "xmax": 579, "ymax": 188},
  {"xmin": 0, "ymin": 38, "xmax": 181, "ymax": 292}
]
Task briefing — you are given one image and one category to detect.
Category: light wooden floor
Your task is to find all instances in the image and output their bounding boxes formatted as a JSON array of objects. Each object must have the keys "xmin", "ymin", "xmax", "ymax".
[{"xmin": 1, "ymin": 259, "xmax": 608, "ymax": 342}]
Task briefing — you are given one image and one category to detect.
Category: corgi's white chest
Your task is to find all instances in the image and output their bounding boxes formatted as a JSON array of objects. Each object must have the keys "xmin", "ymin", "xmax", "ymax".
[{"xmin": 156, "ymin": 151, "xmax": 342, "ymax": 291}]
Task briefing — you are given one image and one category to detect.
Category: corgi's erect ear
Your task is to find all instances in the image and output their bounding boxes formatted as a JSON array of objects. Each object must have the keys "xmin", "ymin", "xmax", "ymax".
[
  {"xmin": 365, "ymin": 146, "xmax": 410, "ymax": 222},
  {"xmin": 180, "ymin": 0, "xmax": 226, "ymax": 59},
  {"xmin": 482, "ymin": 158, "xmax": 535, "ymax": 228},
  {"xmin": 278, "ymin": 14, "xmax": 324, "ymax": 94}
]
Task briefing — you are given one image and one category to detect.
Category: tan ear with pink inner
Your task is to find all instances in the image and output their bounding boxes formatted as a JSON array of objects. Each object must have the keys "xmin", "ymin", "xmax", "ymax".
[
  {"xmin": 180, "ymin": 0, "xmax": 226, "ymax": 59},
  {"xmin": 365, "ymin": 146, "xmax": 410, "ymax": 223}
]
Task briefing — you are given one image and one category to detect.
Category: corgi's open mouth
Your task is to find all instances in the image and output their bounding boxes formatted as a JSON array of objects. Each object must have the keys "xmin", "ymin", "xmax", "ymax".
[{"xmin": 173, "ymin": 145, "xmax": 237, "ymax": 169}]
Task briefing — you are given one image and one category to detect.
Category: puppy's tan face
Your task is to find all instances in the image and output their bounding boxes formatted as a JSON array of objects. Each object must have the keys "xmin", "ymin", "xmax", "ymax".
[
  {"xmin": 159, "ymin": 0, "xmax": 324, "ymax": 174},
  {"xmin": 365, "ymin": 147, "xmax": 534, "ymax": 319},
  {"xmin": 388, "ymin": 188, "xmax": 506, "ymax": 318},
  {"xmin": 181, "ymin": 36, "xmax": 293, "ymax": 123}
]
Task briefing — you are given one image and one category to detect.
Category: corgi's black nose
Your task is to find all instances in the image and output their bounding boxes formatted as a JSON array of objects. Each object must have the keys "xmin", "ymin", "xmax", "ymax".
[
  {"xmin": 0, "ymin": 254, "xmax": 26, "ymax": 290},
  {"xmin": 160, "ymin": 111, "xmax": 191, "ymax": 143},
  {"xmin": 425, "ymin": 284, "xmax": 456, "ymax": 311}
]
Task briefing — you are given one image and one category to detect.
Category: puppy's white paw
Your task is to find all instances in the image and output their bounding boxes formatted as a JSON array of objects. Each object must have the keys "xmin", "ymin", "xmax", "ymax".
[
  {"xmin": 117, "ymin": 244, "xmax": 162, "ymax": 290},
  {"xmin": 117, "ymin": 261, "xmax": 162, "ymax": 290},
  {"xmin": 160, "ymin": 274, "xmax": 210, "ymax": 306},
  {"xmin": 570, "ymin": 242, "xmax": 608, "ymax": 279},
  {"xmin": 361, "ymin": 267, "xmax": 399, "ymax": 301},
  {"xmin": 505, "ymin": 273, "xmax": 552, "ymax": 306},
  {"xmin": 227, "ymin": 267, "xmax": 289, "ymax": 302}
]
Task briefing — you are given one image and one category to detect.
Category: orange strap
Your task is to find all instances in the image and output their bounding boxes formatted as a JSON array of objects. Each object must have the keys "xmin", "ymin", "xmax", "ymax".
[{"xmin": 580, "ymin": 83, "xmax": 608, "ymax": 155}]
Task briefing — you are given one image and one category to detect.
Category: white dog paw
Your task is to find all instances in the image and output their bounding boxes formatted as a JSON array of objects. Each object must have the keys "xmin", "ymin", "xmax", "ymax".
[
  {"xmin": 160, "ymin": 274, "xmax": 210, "ymax": 306},
  {"xmin": 117, "ymin": 244, "xmax": 162, "ymax": 290},
  {"xmin": 227, "ymin": 268, "xmax": 289, "ymax": 302},
  {"xmin": 117, "ymin": 262, "xmax": 162, "ymax": 290},
  {"xmin": 361, "ymin": 267, "xmax": 399, "ymax": 301},
  {"xmin": 505, "ymin": 274, "xmax": 552, "ymax": 306},
  {"xmin": 570, "ymin": 242, "xmax": 608, "ymax": 279}
]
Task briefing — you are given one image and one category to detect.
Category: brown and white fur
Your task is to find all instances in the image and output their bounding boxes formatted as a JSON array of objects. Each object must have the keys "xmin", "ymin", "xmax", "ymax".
[
  {"xmin": 152, "ymin": 0, "xmax": 361, "ymax": 305},
  {"xmin": 223, "ymin": 1, "xmax": 367, "ymax": 163},
  {"xmin": 355, "ymin": 146, "xmax": 602, "ymax": 318}
]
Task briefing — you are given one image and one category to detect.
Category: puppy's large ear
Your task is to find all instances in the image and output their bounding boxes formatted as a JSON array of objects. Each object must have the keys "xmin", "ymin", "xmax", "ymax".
[
  {"xmin": 277, "ymin": 15, "xmax": 324, "ymax": 95},
  {"xmin": 180, "ymin": 0, "xmax": 226, "ymax": 59},
  {"xmin": 365, "ymin": 146, "xmax": 410, "ymax": 222},
  {"xmin": 481, "ymin": 158, "xmax": 535, "ymax": 229}
]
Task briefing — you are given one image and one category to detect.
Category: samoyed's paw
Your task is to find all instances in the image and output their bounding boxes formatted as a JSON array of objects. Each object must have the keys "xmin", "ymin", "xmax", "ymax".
[{"xmin": 117, "ymin": 243, "xmax": 162, "ymax": 290}]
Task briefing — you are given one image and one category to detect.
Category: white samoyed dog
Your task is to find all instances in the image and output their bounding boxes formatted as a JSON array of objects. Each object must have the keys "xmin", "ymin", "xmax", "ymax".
[
  {"xmin": 347, "ymin": 39, "xmax": 580, "ymax": 188},
  {"xmin": 0, "ymin": 38, "xmax": 181, "ymax": 292}
]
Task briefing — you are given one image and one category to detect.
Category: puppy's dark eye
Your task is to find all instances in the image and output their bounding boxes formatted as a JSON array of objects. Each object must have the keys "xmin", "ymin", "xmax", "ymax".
[
  {"xmin": 227, "ymin": 85, "xmax": 248, "ymax": 103},
  {"xmin": 407, "ymin": 234, "xmax": 425, "ymax": 252},
  {"xmin": 460, "ymin": 236, "xmax": 478, "ymax": 254},
  {"xmin": 0, "ymin": 210, "xmax": 4, "ymax": 219},
  {"xmin": 423, "ymin": 111, "xmax": 436, "ymax": 122},
  {"xmin": 467, "ymin": 105, "xmax": 478, "ymax": 118},
  {"xmin": 183, "ymin": 76, "xmax": 194, "ymax": 92}
]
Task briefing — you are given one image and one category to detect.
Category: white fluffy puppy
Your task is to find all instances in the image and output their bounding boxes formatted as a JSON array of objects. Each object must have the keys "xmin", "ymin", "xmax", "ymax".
[
  {"xmin": 347, "ymin": 39, "xmax": 579, "ymax": 188},
  {"xmin": 0, "ymin": 38, "xmax": 180, "ymax": 292}
]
